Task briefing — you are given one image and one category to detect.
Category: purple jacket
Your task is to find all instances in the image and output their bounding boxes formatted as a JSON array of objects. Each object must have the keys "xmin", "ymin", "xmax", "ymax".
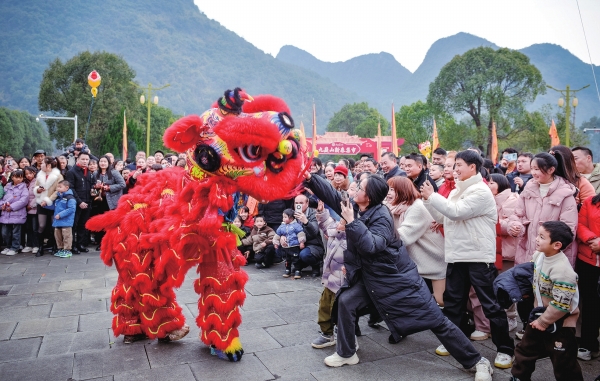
[
  {"xmin": 0, "ymin": 182, "xmax": 29, "ymax": 224},
  {"xmin": 316, "ymin": 209, "xmax": 346, "ymax": 293}
]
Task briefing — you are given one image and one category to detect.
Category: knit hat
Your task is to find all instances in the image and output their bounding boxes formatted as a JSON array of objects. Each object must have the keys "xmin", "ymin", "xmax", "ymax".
[
  {"xmin": 217, "ymin": 88, "xmax": 253, "ymax": 115},
  {"xmin": 334, "ymin": 166, "xmax": 348, "ymax": 178}
]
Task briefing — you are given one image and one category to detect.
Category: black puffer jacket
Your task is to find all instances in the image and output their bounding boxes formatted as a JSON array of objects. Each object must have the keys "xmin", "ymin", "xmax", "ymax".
[
  {"xmin": 258, "ymin": 198, "xmax": 294, "ymax": 225},
  {"xmin": 412, "ymin": 168, "xmax": 438, "ymax": 192},
  {"xmin": 493, "ymin": 262, "xmax": 534, "ymax": 309},
  {"xmin": 307, "ymin": 174, "xmax": 445, "ymax": 339}
]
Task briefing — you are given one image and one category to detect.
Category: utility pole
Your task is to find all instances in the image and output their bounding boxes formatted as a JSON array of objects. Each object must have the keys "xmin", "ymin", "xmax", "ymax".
[
  {"xmin": 546, "ymin": 84, "xmax": 589, "ymax": 146},
  {"xmin": 132, "ymin": 82, "xmax": 170, "ymax": 156}
]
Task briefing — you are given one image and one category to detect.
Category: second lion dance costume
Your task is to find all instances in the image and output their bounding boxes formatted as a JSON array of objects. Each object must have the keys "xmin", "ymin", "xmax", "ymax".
[{"xmin": 87, "ymin": 89, "xmax": 309, "ymax": 361}]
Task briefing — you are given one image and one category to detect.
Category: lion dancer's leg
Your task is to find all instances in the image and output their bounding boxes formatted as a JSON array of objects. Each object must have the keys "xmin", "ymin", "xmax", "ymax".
[{"xmin": 195, "ymin": 232, "xmax": 248, "ymax": 361}]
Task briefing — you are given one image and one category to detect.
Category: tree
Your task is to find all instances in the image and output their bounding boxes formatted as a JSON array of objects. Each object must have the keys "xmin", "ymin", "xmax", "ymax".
[
  {"xmin": 427, "ymin": 47, "xmax": 546, "ymax": 156},
  {"xmin": 327, "ymin": 102, "xmax": 389, "ymax": 138},
  {"xmin": 137, "ymin": 104, "xmax": 181, "ymax": 155},
  {"xmin": 97, "ymin": 108, "xmax": 147, "ymax": 161},
  {"xmin": 0, "ymin": 107, "xmax": 53, "ymax": 157},
  {"xmin": 38, "ymin": 51, "xmax": 141, "ymax": 152},
  {"xmin": 395, "ymin": 101, "xmax": 470, "ymax": 152}
]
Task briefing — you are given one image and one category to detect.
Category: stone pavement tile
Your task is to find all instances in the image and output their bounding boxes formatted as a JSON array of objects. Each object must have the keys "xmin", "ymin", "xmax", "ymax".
[
  {"xmin": 66, "ymin": 263, "xmax": 108, "ymax": 272},
  {"xmin": 39, "ymin": 271, "xmax": 85, "ymax": 283},
  {"xmin": 264, "ymin": 321, "xmax": 317, "ymax": 347},
  {"xmin": 48, "ymin": 257, "xmax": 88, "ymax": 266},
  {"xmin": 239, "ymin": 328, "xmax": 282, "ymax": 353},
  {"xmin": 0, "ymin": 294, "xmax": 32, "ymax": 308},
  {"xmin": 311, "ymin": 361, "xmax": 397, "ymax": 381},
  {"xmin": 255, "ymin": 344, "xmax": 331, "ymax": 375},
  {"xmin": 176, "ymin": 288, "xmax": 200, "ymax": 304},
  {"xmin": 8, "ymin": 281, "xmax": 60, "ymax": 295},
  {"xmin": 79, "ymin": 312, "xmax": 114, "ymax": 332},
  {"xmin": 0, "ymin": 322, "xmax": 17, "ymax": 341},
  {"xmin": 145, "ymin": 339, "xmax": 212, "ymax": 368},
  {"xmin": 240, "ymin": 308, "xmax": 287, "ymax": 329},
  {"xmin": 82, "ymin": 286, "xmax": 112, "ymax": 300},
  {"xmin": 241, "ymin": 293, "xmax": 291, "ymax": 312},
  {"xmin": 374, "ymin": 351, "xmax": 471, "ymax": 380},
  {"xmin": 50, "ymin": 299, "xmax": 106, "ymax": 317},
  {"xmin": 0, "ymin": 275, "xmax": 40, "ymax": 286},
  {"xmin": 23, "ymin": 265, "xmax": 66, "ymax": 275},
  {"xmin": 189, "ymin": 353, "xmax": 274, "ymax": 381},
  {"xmin": 245, "ymin": 280, "xmax": 310, "ymax": 296},
  {"xmin": 0, "ymin": 337, "xmax": 42, "ymax": 363},
  {"xmin": 84, "ymin": 270, "xmax": 119, "ymax": 280},
  {"xmin": 12, "ymin": 316, "xmax": 79, "ymax": 339},
  {"xmin": 0, "ymin": 304, "xmax": 51, "ymax": 323},
  {"xmin": 87, "ymin": 257, "xmax": 106, "ymax": 265},
  {"xmin": 59, "ymin": 277, "xmax": 106, "ymax": 291},
  {"xmin": 351, "ymin": 335, "xmax": 396, "ymax": 363},
  {"xmin": 113, "ymin": 364, "xmax": 195, "ymax": 381},
  {"xmin": 0, "ymin": 284, "xmax": 13, "ymax": 294},
  {"xmin": 276, "ymin": 289, "xmax": 321, "ymax": 305},
  {"xmin": 0, "ymin": 353, "xmax": 74, "ymax": 381},
  {"xmin": 73, "ymin": 346, "xmax": 150, "ymax": 380},
  {"xmin": 38, "ymin": 330, "xmax": 110, "ymax": 356},
  {"xmin": 0, "ymin": 269, "xmax": 25, "ymax": 277},
  {"xmin": 28, "ymin": 290, "xmax": 82, "ymax": 305},
  {"xmin": 272, "ymin": 304, "xmax": 318, "ymax": 324},
  {"xmin": 365, "ymin": 329, "xmax": 442, "ymax": 356}
]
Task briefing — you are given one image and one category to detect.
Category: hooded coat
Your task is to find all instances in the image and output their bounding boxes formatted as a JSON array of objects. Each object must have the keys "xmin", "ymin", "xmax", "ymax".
[
  {"xmin": 52, "ymin": 189, "xmax": 77, "ymax": 228},
  {"xmin": 0, "ymin": 182, "xmax": 29, "ymax": 224},
  {"xmin": 316, "ymin": 208, "xmax": 346, "ymax": 293},
  {"xmin": 307, "ymin": 174, "xmax": 445, "ymax": 340},
  {"xmin": 576, "ymin": 196, "xmax": 600, "ymax": 267},
  {"xmin": 508, "ymin": 177, "xmax": 578, "ymax": 266},
  {"xmin": 494, "ymin": 189, "xmax": 520, "ymax": 261},
  {"xmin": 493, "ymin": 262, "xmax": 534, "ymax": 309}
]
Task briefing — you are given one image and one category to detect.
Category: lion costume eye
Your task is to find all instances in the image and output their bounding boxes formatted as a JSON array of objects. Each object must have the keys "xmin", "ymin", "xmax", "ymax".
[{"xmin": 236, "ymin": 145, "xmax": 262, "ymax": 163}]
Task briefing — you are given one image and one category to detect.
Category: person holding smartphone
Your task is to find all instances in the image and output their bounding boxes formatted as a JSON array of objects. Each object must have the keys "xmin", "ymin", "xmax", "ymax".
[{"xmin": 290, "ymin": 194, "xmax": 325, "ymax": 278}]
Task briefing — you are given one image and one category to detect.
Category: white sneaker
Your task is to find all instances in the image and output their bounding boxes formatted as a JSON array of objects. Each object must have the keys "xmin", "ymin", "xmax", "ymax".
[
  {"xmin": 515, "ymin": 329, "xmax": 525, "ymax": 340},
  {"xmin": 1, "ymin": 248, "xmax": 9, "ymax": 255},
  {"xmin": 577, "ymin": 348, "xmax": 600, "ymax": 361},
  {"xmin": 494, "ymin": 352, "xmax": 513, "ymax": 369},
  {"xmin": 5, "ymin": 250, "xmax": 18, "ymax": 256},
  {"xmin": 21, "ymin": 246, "xmax": 33, "ymax": 253},
  {"xmin": 32, "ymin": 247, "xmax": 39, "ymax": 254},
  {"xmin": 470, "ymin": 330, "xmax": 490, "ymax": 341},
  {"xmin": 435, "ymin": 344, "xmax": 449, "ymax": 356},
  {"xmin": 473, "ymin": 357, "xmax": 493, "ymax": 381},
  {"xmin": 508, "ymin": 317, "xmax": 518, "ymax": 332},
  {"xmin": 324, "ymin": 352, "xmax": 359, "ymax": 367}
]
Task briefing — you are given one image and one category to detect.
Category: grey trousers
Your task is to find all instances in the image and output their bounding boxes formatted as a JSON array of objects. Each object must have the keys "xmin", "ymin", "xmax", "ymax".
[{"xmin": 336, "ymin": 280, "xmax": 481, "ymax": 369}]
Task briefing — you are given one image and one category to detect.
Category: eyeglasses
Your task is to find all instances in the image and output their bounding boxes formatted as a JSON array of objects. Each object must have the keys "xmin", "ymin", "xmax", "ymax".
[{"xmin": 356, "ymin": 183, "xmax": 364, "ymax": 193}]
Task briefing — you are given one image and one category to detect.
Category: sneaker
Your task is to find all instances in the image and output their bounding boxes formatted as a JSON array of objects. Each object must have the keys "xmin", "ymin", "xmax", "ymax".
[
  {"xmin": 515, "ymin": 329, "xmax": 525, "ymax": 340},
  {"xmin": 32, "ymin": 247, "xmax": 39, "ymax": 254},
  {"xmin": 5, "ymin": 250, "xmax": 17, "ymax": 256},
  {"xmin": 283, "ymin": 269, "xmax": 291, "ymax": 278},
  {"xmin": 577, "ymin": 348, "xmax": 600, "ymax": 361},
  {"xmin": 294, "ymin": 270, "xmax": 301, "ymax": 279},
  {"xmin": 62, "ymin": 250, "xmax": 73, "ymax": 258},
  {"xmin": 470, "ymin": 330, "xmax": 490, "ymax": 341},
  {"xmin": 494, "ymin": 352, "xmax": 513, "ymax": 369},
  {"xmin": 312, "ymin": 333, "xmax": 336, "ymax": 348},
  {"xmin": 435, "ymin": 344, "xmax": 449, "ymax": 356},
  {"xmin": 324, "ymin": 352, "xmax": 359, "ymax": 367},
  {"xmin": 54, "ymin": 249, "xmax": 64, "ymax": 257},
  {"xmin": 21, "ymin": 246, "xmax": 33, "ymax": 253},
  {"xmin": 1, "ymin": 248, "xmax": 9, "ymax": 255},
  {"xmin": 473, "ymin": 357, "xmax": 493, "ymax": 381},
  {"xmin": 508, "ymin": 317, "xmax": 518, "ymax": 332}
]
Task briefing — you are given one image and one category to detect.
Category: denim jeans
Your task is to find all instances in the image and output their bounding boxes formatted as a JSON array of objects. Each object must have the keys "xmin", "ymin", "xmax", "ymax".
[{"xmin": 2, "ymin": 224, "xmax": 22, "ymax": 250}]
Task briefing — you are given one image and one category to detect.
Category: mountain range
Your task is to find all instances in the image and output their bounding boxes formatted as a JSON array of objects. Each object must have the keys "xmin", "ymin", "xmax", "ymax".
[
  {"xmin": 277, "ymin": 32, "xmax": 600, "ymax": 126},
  {"xmin": 1, "ymin": 1, "xmax": 598, "ymax": 136}
]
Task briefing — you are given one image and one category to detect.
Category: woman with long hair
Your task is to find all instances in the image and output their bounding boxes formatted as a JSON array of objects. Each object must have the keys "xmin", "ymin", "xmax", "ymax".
[
  {"xmin": 386, "ymin": 176, "xmax": 446, "ymax": 305},
  {"xmin": 18, "ymin": 157, "xmax": 31, "ymax": 170},
  {"xmin": 21, "ymin": 166, "xmax": 39, "ymax": 254},
  {"xmin": 324, "ymin": 163, "xmax": 335, "ymax": 182},
  {"xmin": 550, "ymin": 145, "xmax": 595, "ymax": 206},
  {"xmin": 91, "ymin": 155, "xmax": 126, "ymax": 251},
  {"xmin": 34, "ymin": 156, "xmax": 63, "ymax": 256}
]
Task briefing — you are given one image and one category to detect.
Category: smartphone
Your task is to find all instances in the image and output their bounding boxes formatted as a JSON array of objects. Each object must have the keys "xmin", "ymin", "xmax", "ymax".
[
  {"xmin": 341, "ymin": 190, "xmax": 349, "ymax": 207},
  {"xmin": 6, "ymin": 159, "xmax": 12, "ymax": 166},
  {"xmin": 295, "ymin": 204, "xmax": 303, "ymax": 213},
  {"xmin": 503, "ymin": 153, "xmax": 518, "ymax": 162}
]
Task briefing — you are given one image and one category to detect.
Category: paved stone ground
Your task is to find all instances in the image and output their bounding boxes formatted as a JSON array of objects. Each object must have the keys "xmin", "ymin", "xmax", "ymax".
[{"xmin": 0, "ymin": 250, "xmax": 599, "ymax": 381}]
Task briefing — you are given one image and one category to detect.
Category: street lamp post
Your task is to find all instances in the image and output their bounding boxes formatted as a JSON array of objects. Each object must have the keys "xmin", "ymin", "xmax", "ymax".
[
  {"xmin": 133, "ymin": 82, "xmax": 170, "ymax": 156},
  {"xmin": 546, "ymin": 84, "xmax": 589, "ymax": 146},
  {"xmin": 36, "ymin": 114, "xmax": 78, "ymax": 143}
]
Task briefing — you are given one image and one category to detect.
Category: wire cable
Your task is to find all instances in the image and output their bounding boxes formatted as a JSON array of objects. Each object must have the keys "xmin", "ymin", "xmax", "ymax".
[{"xmin": 575, "ymin": 0, "xmax": 600, "ymax": 105}]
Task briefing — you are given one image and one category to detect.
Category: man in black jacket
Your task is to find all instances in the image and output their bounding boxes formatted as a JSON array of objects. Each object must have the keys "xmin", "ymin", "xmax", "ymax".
[
  {"xmin": 65, "ymin": 152, "xmax": 93, "ymax": 254},
  {"xmin": 292, "ymin": 194, "xmax": 324, "ymax": 277},
  {"xmin": 404, "ymin": 153, "xmax": 438, "ymax": 192},
  {"xmin": 506, "ymin": 152, "xmax": 533, "ymax": 194},
  {"xmin": 380, "ymin": 152, "xmax": 406, "ymax": 180}
]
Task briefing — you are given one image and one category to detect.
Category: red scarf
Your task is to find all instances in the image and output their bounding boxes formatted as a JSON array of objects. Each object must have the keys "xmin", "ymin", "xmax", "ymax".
[{"xmin": 77, "ymin": 164, "xmax": 88, "ymax": 177}]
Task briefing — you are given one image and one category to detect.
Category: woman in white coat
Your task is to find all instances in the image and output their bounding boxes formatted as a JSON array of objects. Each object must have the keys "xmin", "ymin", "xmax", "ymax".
[
  {"xmin": 386, "ymin": 176, "xmax": 446, "ymax": 305},
  {"xmin": 33, "ymin": 157, "xmax": 63, "ymax": 255}
]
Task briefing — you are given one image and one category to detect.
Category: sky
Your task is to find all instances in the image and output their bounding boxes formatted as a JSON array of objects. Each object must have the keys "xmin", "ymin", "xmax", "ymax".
[{"xmin": 194, "ymin": 0, "xmax": 600, "ymax": 73}]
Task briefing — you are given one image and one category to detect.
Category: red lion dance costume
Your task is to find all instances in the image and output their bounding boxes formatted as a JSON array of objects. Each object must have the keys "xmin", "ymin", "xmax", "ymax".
[{"xmin": 87, "ymin": 88, "xmax": 308, "ymax": 361}]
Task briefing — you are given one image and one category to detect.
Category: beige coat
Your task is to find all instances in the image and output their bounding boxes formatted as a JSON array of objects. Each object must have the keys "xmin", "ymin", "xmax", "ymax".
[{"xmin": 495, "ymin": 189, "xmax": 521, "ymax": 261}]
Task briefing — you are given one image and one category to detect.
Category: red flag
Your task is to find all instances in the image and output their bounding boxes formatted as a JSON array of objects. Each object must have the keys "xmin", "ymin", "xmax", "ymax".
[
  {"xmin": 491, "ymin": 121, "xmax": 498, "ymax": 165},
  {"xmin": 432, "ymin": 119, "xmax": 439, "ymax": 151},
  {"xmin": 549, "ymin": 119, "xmax": 560, "ymax": 147},
  {"xmin": 391, "ymin": 103, "xmax": 398, "ymax": 155}
]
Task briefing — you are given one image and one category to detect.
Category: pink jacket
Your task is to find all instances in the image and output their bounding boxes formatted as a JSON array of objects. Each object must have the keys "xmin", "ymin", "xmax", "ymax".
[
  {"xmin": 495, "ymin": 189, "xmax": 520, "ymax": 261},
  {"xmin": 508, "ymin": 177, "xmax": 578, "ymax": 266}
]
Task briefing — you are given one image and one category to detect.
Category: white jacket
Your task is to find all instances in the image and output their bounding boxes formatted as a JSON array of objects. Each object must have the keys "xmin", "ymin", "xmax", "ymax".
[
  {"xmin": 34, "ymin": 168, "xmax": 63, "ymax": 206},
  {"xmin": 424, "ymin": 173, "xmax": 497, "ymax": 264}
]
